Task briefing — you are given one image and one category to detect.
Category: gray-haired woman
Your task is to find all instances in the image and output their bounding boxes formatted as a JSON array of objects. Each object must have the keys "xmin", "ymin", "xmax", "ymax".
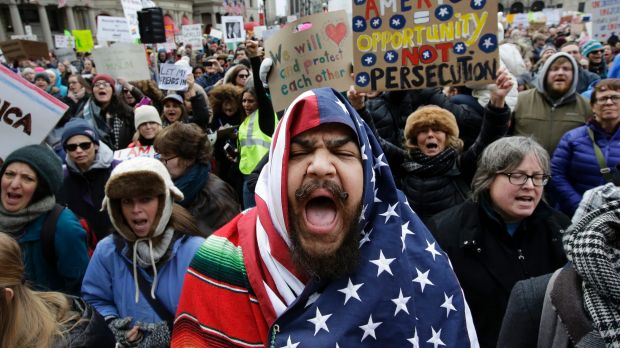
[{"xmin": 426, "ymin": 136, "xmax": 570, "ymax": 348}]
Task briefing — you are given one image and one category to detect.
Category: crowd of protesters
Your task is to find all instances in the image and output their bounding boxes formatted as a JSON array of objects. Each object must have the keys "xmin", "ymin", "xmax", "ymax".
[{"xmin": 1, "ymin": 19, "xmax": 620, "ymax": 347}]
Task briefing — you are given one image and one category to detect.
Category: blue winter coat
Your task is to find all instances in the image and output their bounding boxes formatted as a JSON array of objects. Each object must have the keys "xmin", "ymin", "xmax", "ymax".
[
  {"xmin": 81, "ymin": 233, "xmax": 203, "ymax": 325},
  {"xmin": 551, "ymin": 121, "xmax": 620, "ymax": 215},
  {"xmin": 18, "ymin": 208, "xmax": 89, "ymax": 295}
]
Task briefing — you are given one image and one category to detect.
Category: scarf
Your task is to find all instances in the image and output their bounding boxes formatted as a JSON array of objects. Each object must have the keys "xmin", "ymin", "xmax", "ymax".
[
  {"xmin": 130, "ymin": 226, "xmax": 175, "ymax": 303},
  {"xmin": 563, "ymin": 200, "xmax": 620, "ymax": 347},
  {"xmin": 0, "ymin": 196, "xmax": 56, "ymax": 234},
  {"xmin": 174, "ymin": 164, "xmax": 210, "ymax": 208},
  {"xmin": 82, "ymin": 98, "xmax": 112, "ymax": 146},
  {"xmin": 68, "ymin": 87, "xmax": 86, "ymax": 103},
  {"xmin": 402, "ymin": 147, "xmax": 458, "ymax": 177}
]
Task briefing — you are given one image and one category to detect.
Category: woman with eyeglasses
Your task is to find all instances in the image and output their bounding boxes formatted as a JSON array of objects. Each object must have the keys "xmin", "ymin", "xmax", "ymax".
[
  {"xmin": 551, "ymin": 78, "xmax": 620, "ymax": 216},
  {"xmin": 427, "ymin": 136, "xmax": 569, "ymax": 348},
  {"xmin": 0, "ymin": 144, "xmax": 89, "ymax": 295},
  {"xmin": 57, "ymin": 118, "xmax": 120, "ymax": 243},
  {"xmin": 77, "ymin": 74, "xmax": 135, "ymax": 150}
]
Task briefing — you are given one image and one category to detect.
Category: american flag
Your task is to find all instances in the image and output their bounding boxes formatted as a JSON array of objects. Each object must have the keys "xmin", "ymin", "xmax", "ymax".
[{"xmin": 251, "ymin": 88, "xmax": 480, "ymax": 347}]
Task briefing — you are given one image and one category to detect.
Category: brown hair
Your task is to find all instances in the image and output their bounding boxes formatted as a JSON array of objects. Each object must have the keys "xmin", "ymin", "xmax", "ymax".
[
  {"xmin": 67, "ymin": 73, "xmax": 92, "ymax": 93},
  {"xmin": 0, "ymin": 233, "xmax": 80, "ymax": 348},
  {"xmin": 170, "ymin": 204, "xmax": 203, "ymax": 237},
  {"xmin": 591, "ymin": 78, "xmax": 620, "ymax": 105},
  {"xmin": 208, "ymin": 84, "xmax": 243, "ymax": 117},
  {"xmin": 154, "ymin": 122, "xmax": 212, "ymax": 165}
]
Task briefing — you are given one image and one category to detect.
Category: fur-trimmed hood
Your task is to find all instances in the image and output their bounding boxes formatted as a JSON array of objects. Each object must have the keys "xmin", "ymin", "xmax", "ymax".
[{"xmin": 404, "ymin": 105, "xmax": 459, "ymax": 147}]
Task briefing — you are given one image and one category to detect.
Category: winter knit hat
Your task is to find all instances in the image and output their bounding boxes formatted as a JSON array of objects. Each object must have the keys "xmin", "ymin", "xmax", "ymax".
[
  {"xmin": 61, "ymin": 118, "xmax": 100, "ymax": 148},
  {"xmin": 92, "ymin": 73, "xmax": 115, "ymax": 87},
  {"xmin": 541, "ymin": 43, "xmax": 557, "ymax": 56},
  {"xmin": 34, "ymin": 72, "xmax": 50, "ymax": 84},
  {"xmin": 581, "ymin": 40, "xmax": 604, "ymax": 58},
  {"xmin": 134, "ymin": 105, "xmax": 162, "ymax": 129},
  {"xmin": 1, "ymin": 144, "xmax": 63, "ymax": 198},
  {"xmin": 404, "ymin": 105, "xmax": 459, "ymax": 148}
]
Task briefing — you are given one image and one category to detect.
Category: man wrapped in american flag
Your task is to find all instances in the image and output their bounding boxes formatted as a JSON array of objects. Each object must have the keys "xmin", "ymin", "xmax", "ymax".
[{"xmin": 172, "ymin": 87, "xmax": 479, "ymax": 347}]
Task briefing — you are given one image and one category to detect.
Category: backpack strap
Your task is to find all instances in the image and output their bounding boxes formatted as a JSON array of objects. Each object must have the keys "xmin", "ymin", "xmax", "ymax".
[
  {"xmin": 117, "ymin": 249, "xmax": 174, "ymax": 330},
  {"xmin": 587, "ymin": 127, "xmax": 614, "ymax": 183},
  {"xmin": 41, "ymin": 204, "xmax": 65, "ymax": 265}
]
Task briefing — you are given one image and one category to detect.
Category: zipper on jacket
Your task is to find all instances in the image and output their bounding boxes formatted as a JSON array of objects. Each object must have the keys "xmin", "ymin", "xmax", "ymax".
[{"xmin": 269, "ymin": 324, "xmax": 280, "ymax": 348}]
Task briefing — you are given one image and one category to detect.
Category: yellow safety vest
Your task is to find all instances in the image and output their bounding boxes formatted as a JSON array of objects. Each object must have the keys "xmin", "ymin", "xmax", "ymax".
[{"xmin": 238, "ymin": 110, "xmax": 275, "ymax": 175}]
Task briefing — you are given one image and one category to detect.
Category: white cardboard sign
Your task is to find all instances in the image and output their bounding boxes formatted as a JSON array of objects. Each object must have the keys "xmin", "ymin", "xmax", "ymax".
[
  {"xmin": 92, "ymin": 43, "xmax": 150, "ymax": 81},
  {"xmin": 182, "ymin": 24, "xmax": 203, "ymax": 49},
  {"xmin": 158, "ymin": 63, "xmax": 192, "ymax": 91},
  {"xmin": 0, "ymin": 64, "xmax": 68, "ymax": 160},
  {"xmin": 114, "ymin": 145, "xmax": 157, "ymax": 161},
  {"xmin": 121, "ymin": 0, "xmax": 143, "ymax": 40},
  {"xmin": 97, "ymin": 16, "xmax": 133, "ymax": 43}
]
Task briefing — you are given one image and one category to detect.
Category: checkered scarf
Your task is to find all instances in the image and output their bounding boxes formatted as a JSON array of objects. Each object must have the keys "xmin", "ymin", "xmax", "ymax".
[{"xmin": 563, "ymin": 199, "xmax": 620, "ymax": 347}]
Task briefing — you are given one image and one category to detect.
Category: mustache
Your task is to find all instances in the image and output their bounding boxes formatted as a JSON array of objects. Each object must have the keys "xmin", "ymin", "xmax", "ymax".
[{"xmin": 294, "ymin": 180, "xmax": 349, "ymax": 202}]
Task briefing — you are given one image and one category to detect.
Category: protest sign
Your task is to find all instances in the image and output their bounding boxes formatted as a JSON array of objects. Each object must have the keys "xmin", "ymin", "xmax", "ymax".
[
  {"xmin": 592, "ymin": 0, "xmax": 620, "ymax": 41},
  {"xmin": 352, "ymin": 0, "xmax": 499, "ymax": 92},
  {"xmin": 253, "ymin": 26, "xmax": 267, "ymax": 39},
  {"xmin": 10, "ymin": 34, "xmax": 37, "ymax": 41},
  {"xmin": 209, "ymin": 28, "xmax": 223, "ymax": 40},
  {"xmin": 182, "ymin": 24, "xmax": 203, "ymax": 49},
  {"xmin": 97, "ymin": 16, "xmax": 133, "ymax": 43},
  {"xmin": 114, "ymin": 145, "xmax": 157, "ymax": 161},
  {"xmin": 0, "ymin": 64, "xmax": 68, "ymax": 160},
  {"xmin": 542, "ymin": 8, "xmax": 561, "ymax": 26},
  {"xmin": 265, "ymin": 11, "xmax": 353, "ymax": 112},
  {"xmin": 0, "ymin": 40, "xmax": 49, "ymax": 62},
  {"xmin": 512, "ymin": 13, "xmax": 529, "ymax": 29},
  {"xmin": 54, "ymin": 48, "xmax": 77, "ymax": 63},
  {"xmin": 121, "ymin": 0, "xmax": 143, "ymax": 40},
  {"xmin": 222, "ymin": 16, "xmax": 246, "ymax": 43},
  {"xmin": 158, "ymin": 63, "xmax": 192, "ymax": 90},
  {"xmin": 72, "ymin": 30, "xmax": 94, "ymax": 52},
  {"xmin": 54, "ymin": 34, "xmax": 70, "ymax": 48},
  {"xmin": 92, "ymin": 43, "xmax": 150, "ymax": 81}
]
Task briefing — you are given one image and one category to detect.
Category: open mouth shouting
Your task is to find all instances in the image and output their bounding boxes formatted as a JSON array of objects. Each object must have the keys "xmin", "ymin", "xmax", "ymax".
[
  {"xmin": 295, "ymin": 180, "xmax": 349, "ymax": 236},
  {"xmin": 129, "ymin": 217, "xmax": 151, "ymax": 237}
]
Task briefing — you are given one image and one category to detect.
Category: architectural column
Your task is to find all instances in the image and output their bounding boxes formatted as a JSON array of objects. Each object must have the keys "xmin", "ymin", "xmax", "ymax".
[
  {"xmin": 87, "ymin": 6, "xmax": 97, "ymax": 34},
  {"xmin": 211, "ymin": 12, "xmax": 217, "ymax": 27},
  {"xmin": 9, "ymin": 0, "xmax": 24, "ymax": 35},
  {"xmin": 0, "ymin": 12, "xmax": 7, "ymax": 41},
  {"xmin": 37, "ymin": 5, "xmax": 54, "ymax": 49},
  {"xmin": 65, "ymin": 6, "xmax": 77, "ymax": 30}
]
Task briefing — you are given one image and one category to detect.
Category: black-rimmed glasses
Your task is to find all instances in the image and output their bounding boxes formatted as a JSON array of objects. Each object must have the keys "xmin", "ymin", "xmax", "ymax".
[
  {"xmin": 499, "ymin": 172, "xmax": 550, "ymax": 186},
  {"xmin": 158, "ymin": 155, "xmax": 178, "ymax": 165}
]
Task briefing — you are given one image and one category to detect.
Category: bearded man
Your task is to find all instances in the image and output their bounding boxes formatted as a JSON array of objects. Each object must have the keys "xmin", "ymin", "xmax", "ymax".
[
  {"xmin": 171, "ymin": 88, "xmax": 478, "ymax": 347},
  {"xmin": 512, "ymin": 52, "xmax": 591, "ymax": 155}
]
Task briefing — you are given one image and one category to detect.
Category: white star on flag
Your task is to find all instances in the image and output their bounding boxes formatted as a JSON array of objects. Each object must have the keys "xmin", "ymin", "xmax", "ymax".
[
  {"xmin": 360, "ymin": 144, "xmax": 368, "ymax": 161},
  {"xmin": 392, "ymin": 18, "xmax": 400, "ymax": 26},
  {"xmin": 335, "ymin": 98, "xmax": 349, "ymax": 114},
  {"xmin": 359, "ymin": 314, "xmax": 382, "ymax": 341},
  {"xmin": 413, "ymin": 268, "xmax": 434, "ymax": 292},
  {"xmin": 425, "ymin": 240, "xmax": 442, "ymax": 260},
  {"xmin": 374, "ymin": 188, "xmax": 382, "ymax": 203},
  {"xmin": 373, "ymin": 154, "xmax": 389, "ymax": 171},
  {"xmin": 305, "ymin": 292, "xmax": 320, "ymax": 308},
  {"xmin": 365, "ymin": 56, "xmax": 374, "ymax": 64},
  {"xmin": 427, "ymin": 327, "xmax": 446, "ymax": 348},
  {"xmin": 440, "ymin": 292, "xmax": 457, "ymax": 318},
  {"xmin": 370, "ymin": 249, "xmax": 395, "ymax": 276},
  {"xmin": 483, "ymin": 37, "xmax": 494, "ymax": 49},
  {"xmin": 407, "ymin": 327, "xmax": 420, "ymax": 348},
  {"xmin": 357, "ymin": 75, "xmax": 367, "ymax": 84},
  {"xmin": 338, "ymin": 278, "xmax": 364, "ymax": 305},
  {"xmin": 438, "ymin": 7, "xmax": 448, "ymax": 17},
  {"xmin": 379, "ymin": 202, "xmax": 399, "ymax": 223},
  {"xmin": 391, "ymin": 288, "xmax": 411, "ymax": 316},
  {"xmin": 359, "ymin": 228, "xmax": 372, "ymax": 247},
  {"xmin": 359, "ymin": 204, "xmax": 368, "ymax": 223},
  {"xmin": 355, "ymin": 19, "xmax": 364, "ymax": 28},
  {"xmin": 307, "ymin": 307, "xmax": 332, "ymax": 335},
  {"xmin": 401, "ymin": 222, "xmax": 415, "ymax": 252},
  {"xmin": 281, "ymin": 335, "xmax": 300, "ymax": 348}
]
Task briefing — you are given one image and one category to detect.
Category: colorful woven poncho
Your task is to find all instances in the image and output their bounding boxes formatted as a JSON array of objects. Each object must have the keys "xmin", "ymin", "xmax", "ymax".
[{"xmin": 172, "ymin": 88, "xmax": 479, "ymax": 347}]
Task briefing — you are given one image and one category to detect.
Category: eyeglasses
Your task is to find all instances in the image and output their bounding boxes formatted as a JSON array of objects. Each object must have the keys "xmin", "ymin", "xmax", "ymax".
[
  {"xmin": 595, "ymin": 95, "xmax": 620, "ymax": 104},
  {"xmin": 65, "ymin": 142, "xmax": 93, "ymax": 152},
  {"xmin": 499, "ymin": 172, "xmax": 550, "ymax": 187},
  {"xmin": 237, "ymin": 73, "xmax": 249, "ymax": 79},
  {"xmin": 158, "ymin": 155, "xmax": 177, "ymax": 165},
  {"xmin": 590, "ymin": 50, "xmax": 604, "ymax": 55},
  {"xmin": 93, "ymin": 81, "xmax": 111, "ymax": 89}
]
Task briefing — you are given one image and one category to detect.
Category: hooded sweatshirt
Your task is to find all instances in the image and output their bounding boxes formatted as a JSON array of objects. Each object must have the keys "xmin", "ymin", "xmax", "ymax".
[{"xmin": 513, "ymin": 52, "xmax": 591, "ymax": 155}]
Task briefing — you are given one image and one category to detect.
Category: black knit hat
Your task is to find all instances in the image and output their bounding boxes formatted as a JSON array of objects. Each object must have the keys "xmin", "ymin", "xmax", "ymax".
[
  {"xmin": 1, "ymin": 145, "xmax": 63, "ymax": 198},
  {"xmin": 61, "ymin": 118, "xmax": 100, "ymax": 148},
  {"xmin": 34, "ymin": 72, "xmax": 50, "ymax": 84}
]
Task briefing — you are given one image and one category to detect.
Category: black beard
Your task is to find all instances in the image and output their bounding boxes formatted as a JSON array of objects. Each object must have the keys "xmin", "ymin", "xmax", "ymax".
[{"xmin": 288, "ymin": 180, "xmax": 362, "ymax": 281}]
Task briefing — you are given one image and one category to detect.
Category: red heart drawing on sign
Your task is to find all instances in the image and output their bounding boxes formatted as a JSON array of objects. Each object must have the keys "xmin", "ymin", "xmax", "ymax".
[{"xmin": 325, "ymin": 22, "xmax": 347, "ymax": 46}]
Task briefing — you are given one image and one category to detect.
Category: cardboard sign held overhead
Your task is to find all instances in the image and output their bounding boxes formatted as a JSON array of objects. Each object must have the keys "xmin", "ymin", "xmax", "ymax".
[
  {"xmin": 0, "ymin": 40, "xmax": 49, "ymax": 62},
  {"xmin": 182, "ymin": 24, "xmax": 203, "ymax": 49},
  {"xmin": 352, "ymin": 0, "xmax": 499, "ymax": 92},
  {"xmin": 97, "ymin": 16, "xmax": 133, "ymax": 43},
  {"xmin": 264, "ymin": 11, "xmax": 354, "ymax": 112},
  {"xmin": 72, "ymin": 30, "xmax": 94, "ymax": 52},
  {"xmin": 92, "ymin": 43, "xmax": 150, "ymax": 81},
  {"xmin": 0, "ymin": 64, "xmax": 68, "ymax": 160},
  {"xmin": 222, "ymin": 16, "xmax": 246, "ymax": 44},
  {"xmin": 592, "ymin": 0, "xmax": 620, "ymax": 41},
  {"xmin": 158, "ymin": 63, "xmax": 192, "ymax": 91}
]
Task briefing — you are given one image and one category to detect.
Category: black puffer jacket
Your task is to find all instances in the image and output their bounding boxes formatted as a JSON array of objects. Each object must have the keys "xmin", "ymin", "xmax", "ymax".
[
  {"xmin": 383, "ymin": 103, "xmax": 510, "ymax": 222},
  {"xmin": 427, "ymin": 198, "xmax": 569, "ymax": 348},
  {"xmin": 53, "ymin": 296, "xmax": 116, "ymax": 347}
]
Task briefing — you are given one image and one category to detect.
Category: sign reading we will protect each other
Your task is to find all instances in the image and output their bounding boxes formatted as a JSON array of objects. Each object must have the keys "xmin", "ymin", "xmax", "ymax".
[
  {"xmin": 352, "ymin": 0, "xmax": 498, "ymax": 91},
  {"xmin": 0, "ymin": 64, "xmax": 68, "ymax": 160},
  {"xmin": 265, "ymin": 10, "xmax": 353, "ymax": 112}
]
